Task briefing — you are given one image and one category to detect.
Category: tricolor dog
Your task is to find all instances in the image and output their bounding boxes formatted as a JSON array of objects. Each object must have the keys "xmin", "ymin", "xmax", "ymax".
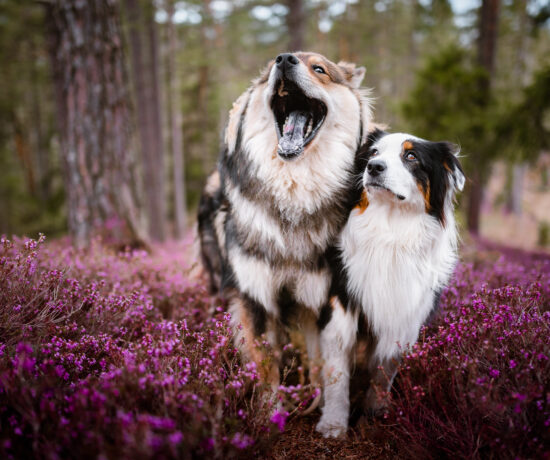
[
  {"xmin": 316, "ymin": 130, "xmax": 465, "ymax": 437},
  {"xmin": 198, "ymin": 52, "xmax": 372, "ymax": 392}
]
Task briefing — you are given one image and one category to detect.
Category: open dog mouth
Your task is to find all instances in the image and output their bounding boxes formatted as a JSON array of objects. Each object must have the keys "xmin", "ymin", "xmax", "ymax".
[
  {"xmin": 366, "ymin": 182, "xmax": 406, "ymax": 201},
  {"xmin": 271, "ymin": 79, "xmax": 327, "ymax": 160}
]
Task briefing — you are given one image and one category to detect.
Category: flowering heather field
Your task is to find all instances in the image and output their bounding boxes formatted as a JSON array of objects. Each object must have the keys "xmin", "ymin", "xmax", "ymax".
[{"xmin": 0, "ymin": 235, "xmax": 549, "ymax": 459}]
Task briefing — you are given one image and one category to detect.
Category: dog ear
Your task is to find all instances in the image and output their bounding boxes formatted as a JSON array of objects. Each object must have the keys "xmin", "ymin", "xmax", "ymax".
[
  {"xmin": 365, "ymin": 128, "xmax": 386, "ymax": 149},
  {"xmin": 441, "ymin": 142, "xmax": 465, "ymax": 192},
  {"xmin": 338, "ymin": 61, "xmax": 366, "ymax": 88}
]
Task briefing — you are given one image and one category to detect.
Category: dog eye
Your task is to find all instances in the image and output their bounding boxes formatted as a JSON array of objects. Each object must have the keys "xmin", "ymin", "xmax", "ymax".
[
  {"xmin": 312, "ymin": 65, "xmax": 326, "ymax": 74},
  {"xmin": 405, "ymin": 151, "xmax": 417, "ymax": 161},
  {"xmin": 370, "ymin": 149, "xmax": 378, "ymax": 157}
]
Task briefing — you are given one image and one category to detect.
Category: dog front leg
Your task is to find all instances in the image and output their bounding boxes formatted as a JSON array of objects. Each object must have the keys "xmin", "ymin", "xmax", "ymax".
[
  {"xmin": 364, "ymin": 354, "xmax": 399, "ymax": 417},
  {"xmin": 315, "ymin": 297, "xmax": 357, "ymax": 438},
  {"xmin": 229, "ymin": 293, "xmax": 280, "ymax": 395},
  {"xmin": 299, "ymin": 310, "xmax": 321, "ymax": 386}
]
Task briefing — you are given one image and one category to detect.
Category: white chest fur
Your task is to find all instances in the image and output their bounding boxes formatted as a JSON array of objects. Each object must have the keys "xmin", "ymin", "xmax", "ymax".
[{"xmin": 340, "ymin": 201, "xmax": 458, "ymax": 361}]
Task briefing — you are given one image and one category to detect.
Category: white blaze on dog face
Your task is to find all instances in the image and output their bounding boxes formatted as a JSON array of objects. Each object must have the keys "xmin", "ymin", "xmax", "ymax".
[
  {"xmin": 362, "ymin": 131, "xmax": 465, "ymax": 224},
  {"xmin": 363, "ymin": 133, "xmax": 424, "ymax": 206}
]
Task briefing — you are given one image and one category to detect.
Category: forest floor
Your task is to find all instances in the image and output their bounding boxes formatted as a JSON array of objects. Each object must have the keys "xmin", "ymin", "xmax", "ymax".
[{"xmin": 0, "ymin": 233, "xmax": 549, "ymax": 459}]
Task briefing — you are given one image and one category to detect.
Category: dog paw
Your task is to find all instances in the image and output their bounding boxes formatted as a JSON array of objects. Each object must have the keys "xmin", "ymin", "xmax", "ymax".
[{"xmin": 315, "ymin": 417, "xmax": 347, "ymax": 438}]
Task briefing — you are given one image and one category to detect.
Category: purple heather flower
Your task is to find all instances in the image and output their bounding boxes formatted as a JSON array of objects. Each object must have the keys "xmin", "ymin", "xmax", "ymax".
[
  {"xmin": 270, "ymin": 410, "xmax": 288, "ymax": 432},
  {"xmin": 231, "ymin": 432, "xmax": 254, "ymax": 449},
  {"xmin": 169, "ymin": 431, "xmax": 183, "ymax": 445}
]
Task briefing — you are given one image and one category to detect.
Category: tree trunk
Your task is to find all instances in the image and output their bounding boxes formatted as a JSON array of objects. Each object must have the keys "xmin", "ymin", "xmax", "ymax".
[
  {"xmin": 145, "ymin": 7, "xmax": 166, "ymax": 239},
  {"xmin": 287, "ymin": 0, "xmax": 305, "ymax": 51},
  {"xmin": 477, "ymin": 0, "xmax": 500, "ymax": 77},
  {"xmin": 124, "ymin": 0, "xmax": 165, "ymax": 241},
  {"xmin": 167, "ymin": 2, "xmax": 187, "ymax": 238},
  {"xmin": 197, "ymin": 0, "xmax": 213, "ymax": 174},
  {"xmin": 13, "ymin": 117, "xmax": 36, "ymax": 196},
  {"xmin": 48, "ymin": 0, "xmax": 147, "ymax": 247},
  {"xmin": 504, "ymin": 0, "xmax": 528, "ymax": 215},
  {"xmin": 28, "ymin": 38, "xmax": 49, "ymax": 200},
  {"xmin": 467, "ymin": 169, "xmax": 484, "ymax": 234},
  {"xmin": 467, "ymin": 0, "xmax": 500, "ymax": 235}
]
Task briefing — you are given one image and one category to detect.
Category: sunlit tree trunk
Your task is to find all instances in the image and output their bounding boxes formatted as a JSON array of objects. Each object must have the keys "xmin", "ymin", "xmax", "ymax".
[
  {"xmin": 167, "ymin": 2, "xmax": 187, "ymax": 238},
  {"xmin": 49, "ymin": 0, "xmax": 147, "ymax": 247},
  {"xmin": 467, "ymin": 0, "xmax": 500, "ymax": 235}
]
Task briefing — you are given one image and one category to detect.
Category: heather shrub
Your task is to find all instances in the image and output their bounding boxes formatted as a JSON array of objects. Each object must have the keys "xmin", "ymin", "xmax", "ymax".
[
  {"xmin": 0, "ymin": 235, "xmax": 294, "ymax": 459},
  {"xmin": 1, "ymin": 234, "xmax": 549, "ymax": 459},
  {"xmin": 379, "ymin": 247, "xmax": 550, "ymax": 459}
]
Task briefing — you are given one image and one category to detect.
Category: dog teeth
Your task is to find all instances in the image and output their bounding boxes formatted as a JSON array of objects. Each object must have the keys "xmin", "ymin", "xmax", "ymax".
[{"xmin": 305, "ymin": 119, "xmax": 313, "ymax": 137}]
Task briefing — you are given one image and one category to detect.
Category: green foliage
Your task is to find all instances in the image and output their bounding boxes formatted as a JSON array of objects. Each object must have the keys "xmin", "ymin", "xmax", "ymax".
[
  {"xmin": 0, "ymin": 143, "xmax": 66, "ymax": 237},
  {"xmin": 0, "ymin": 1, "xmax": 65, "ymax": 237},
  {"xmin": 402, "ymin": 45, "xmax": 495, "ymax": 171},
  {"xmin": 402, "ymin": 42, "xmax": 550, "ymax": 180},
  {"xmin": 497, "ymin": 64, "xmax": 550, "ymax": 163}
]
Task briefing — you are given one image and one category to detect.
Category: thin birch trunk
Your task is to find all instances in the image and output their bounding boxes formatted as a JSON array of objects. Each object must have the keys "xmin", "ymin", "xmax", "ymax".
[{"xmin": 167, "ymin": 2, "xmax": 186, "ymax": 238}]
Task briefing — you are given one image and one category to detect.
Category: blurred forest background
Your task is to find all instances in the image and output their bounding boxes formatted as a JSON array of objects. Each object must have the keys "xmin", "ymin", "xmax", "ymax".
[{"xmin": 0, "ymin": 0, "xmax": 549, "ymax": 249}]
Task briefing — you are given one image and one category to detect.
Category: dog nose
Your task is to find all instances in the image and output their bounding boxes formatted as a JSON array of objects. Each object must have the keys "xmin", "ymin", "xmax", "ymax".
[
  {"xmin": 367, "ymin": 159, "xmax": 387, "ymax": 176},
  {"xmin": 275, "ymin": 53, "xmax": 299, "ymax": 69}
]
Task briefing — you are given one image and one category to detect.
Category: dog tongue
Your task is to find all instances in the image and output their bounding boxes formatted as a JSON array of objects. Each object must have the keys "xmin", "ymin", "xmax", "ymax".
[{"xmin": 278, "ymin": 110, "xmax": 309, "ymax": 157}]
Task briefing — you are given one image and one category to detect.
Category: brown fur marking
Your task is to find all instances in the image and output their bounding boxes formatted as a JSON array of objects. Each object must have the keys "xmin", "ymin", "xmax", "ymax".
[
  {"xmin": 403, "ymin": 140, "xmax": 414, "ymax": 152},
  {"xmin": 418, "ymin": 182, "xmax": 431, "ymax": 213},
  {"xmin": 354, "ymin": 189, "xmax": 369, "ymax": 214}
]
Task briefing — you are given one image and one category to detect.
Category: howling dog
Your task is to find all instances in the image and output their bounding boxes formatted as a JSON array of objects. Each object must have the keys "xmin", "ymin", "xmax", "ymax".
[
  {"xmin": 198, "ymin": 52, "xmax": 372, "ymax": 393},
  {"xmin": 316, "ymin": 129, "xmax": 465, "ymax": 437}
]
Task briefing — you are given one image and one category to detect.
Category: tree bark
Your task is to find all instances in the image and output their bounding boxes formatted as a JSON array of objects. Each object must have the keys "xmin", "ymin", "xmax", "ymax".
[
  {"xmin": 29, "ymin": 39, "xmax": 49, "ymax": 200},
  {"xmin": 13, "ymin": 118, "xmax": 36, "ymax": 196},
  {"xmin": 197, "ymin": 0, "xmax": 213, "ymax": 174},
  {"xmin": 167, "ymin": 2, "xmax": 187, "ymax": 238},
  {"xmin": 504, "ymin": 0, "xmax": 528, "ymax": 215},
  {"xmin": 467, "ymin": 169, "xmax": 484, "ymax": 234},
  {"xmin": 124, "ymin": 0, "xmax": 166, "ymax": 241},
  {"xmin": 467, "ymin": 0, "xmax": 501, "ymax": 235},
  {"xmin": 287, "ymin": 0, "xmax": 305, "ymax": 51},
  {"xmin": 48, "ymin": 0, "xmax": 147, "ymax": 247},
  {"xmin": 145, "ymin": 6, "xmax": 166, "ymax": 239},
  {"xmin": 477, "ymin": 0, "xmax": 500, "ymax": 78}
]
